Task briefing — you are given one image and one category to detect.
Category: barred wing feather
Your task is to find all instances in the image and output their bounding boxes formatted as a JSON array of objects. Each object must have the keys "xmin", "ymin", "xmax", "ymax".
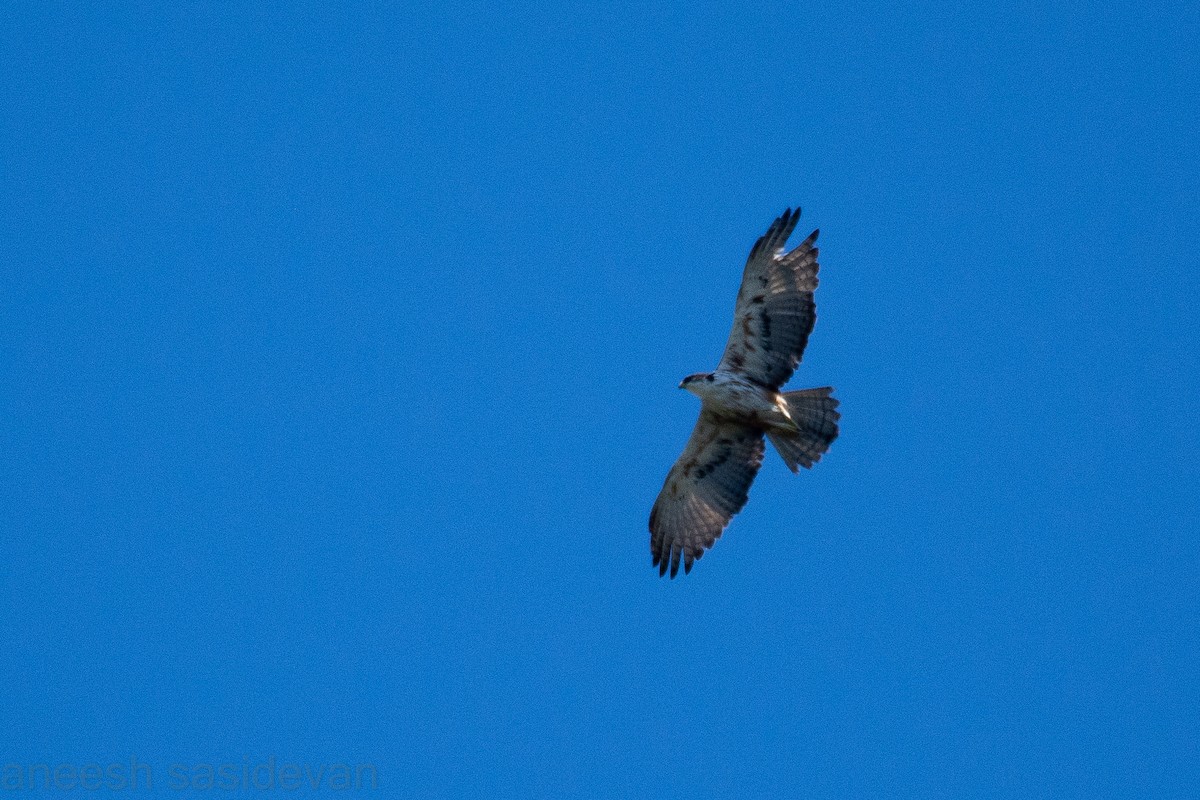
[
  {"xmin": 649, "ymin": 411, "xmax": 765, "ymax": 578},
  {"xmin": 717, "ymin": 208, "xmax": 820, "ymax": 390}
]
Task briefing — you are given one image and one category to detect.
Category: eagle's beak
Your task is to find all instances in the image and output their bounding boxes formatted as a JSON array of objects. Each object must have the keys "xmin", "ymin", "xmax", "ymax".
[{"xmin": 678, "ymin": 381, "xmax": 686, "ymax": 389}]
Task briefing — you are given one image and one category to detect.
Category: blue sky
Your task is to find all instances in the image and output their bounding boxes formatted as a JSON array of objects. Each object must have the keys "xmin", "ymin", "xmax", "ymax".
[{"xmin": 3, "ymin": 1, "xmax": 1198, "ymax": 797}]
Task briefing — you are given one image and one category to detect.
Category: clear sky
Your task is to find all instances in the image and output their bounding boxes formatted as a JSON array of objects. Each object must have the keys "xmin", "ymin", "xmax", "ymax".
[{"xmin": 3, "ymin": 2, "xmax": 1198, "ymax": 798}]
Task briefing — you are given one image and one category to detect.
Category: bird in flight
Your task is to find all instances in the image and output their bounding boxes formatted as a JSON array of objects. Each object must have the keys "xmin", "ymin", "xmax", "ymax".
[{"xmin": 649, "ymin": 208, "xmax": 839, "ymax": 577}]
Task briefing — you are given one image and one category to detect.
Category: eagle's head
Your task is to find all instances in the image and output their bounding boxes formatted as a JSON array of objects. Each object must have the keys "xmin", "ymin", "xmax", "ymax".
[{"xmin": 679, "ymin": 372, "xmax": 716, "ymax": 394}]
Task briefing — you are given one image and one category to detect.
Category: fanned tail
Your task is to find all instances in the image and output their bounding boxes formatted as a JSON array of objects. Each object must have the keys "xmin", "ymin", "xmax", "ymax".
[{"xmin": 767, "ymin": 387, "xmax": 839, "ymax": 472}]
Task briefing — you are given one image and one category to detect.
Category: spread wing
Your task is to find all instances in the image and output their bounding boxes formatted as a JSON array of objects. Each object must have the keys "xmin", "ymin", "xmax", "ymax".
[
  {"xmin": 717, "ymin": 208, "xmax": 820, "ymax": 390},
  {"xmin": 649, "ymin": 410, "xmax": 766, "ymax": 578}
]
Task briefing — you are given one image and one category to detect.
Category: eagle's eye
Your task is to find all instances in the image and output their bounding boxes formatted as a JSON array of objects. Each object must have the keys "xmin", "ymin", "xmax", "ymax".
[{"xmin": 706, "ymin": 375, "xmax": 714, "ymax": 382}]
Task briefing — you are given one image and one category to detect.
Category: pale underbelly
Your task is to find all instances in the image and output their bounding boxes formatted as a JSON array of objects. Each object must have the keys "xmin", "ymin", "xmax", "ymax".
[{"xmin": 702, "ymin": 379, "xmax": 793, "ymax": 430}]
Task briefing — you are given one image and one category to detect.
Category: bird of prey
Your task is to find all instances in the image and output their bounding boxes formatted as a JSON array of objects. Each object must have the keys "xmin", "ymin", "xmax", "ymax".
[{"xmin": 649, "ymin": 208, "xmax": 839, "ymax": 577}]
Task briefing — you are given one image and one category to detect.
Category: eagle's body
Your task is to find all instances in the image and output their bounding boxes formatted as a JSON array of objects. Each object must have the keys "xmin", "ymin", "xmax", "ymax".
[
  {"xmin": 680, "ymin": 371, "xmax": 797, "ymax": 433},
  {"xmin": 650, "ymin": 208, "xmax": 839, "ymax": 577}
]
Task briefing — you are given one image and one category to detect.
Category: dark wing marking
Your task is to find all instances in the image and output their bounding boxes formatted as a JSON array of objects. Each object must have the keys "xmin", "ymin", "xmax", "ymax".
[
  {"xmin": 717, "ymin": 208, "xmax": 820, "ymax": 390},
  {"xmin": 649, "ymin": 410, "xmax": 766, "ymax": 577}
]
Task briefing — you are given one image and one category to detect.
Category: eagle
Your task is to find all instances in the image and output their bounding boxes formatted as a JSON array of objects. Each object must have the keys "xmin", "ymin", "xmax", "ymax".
[{"xmin": 649, "ymin": 208, "xmax": 839, "ymax": 577}]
